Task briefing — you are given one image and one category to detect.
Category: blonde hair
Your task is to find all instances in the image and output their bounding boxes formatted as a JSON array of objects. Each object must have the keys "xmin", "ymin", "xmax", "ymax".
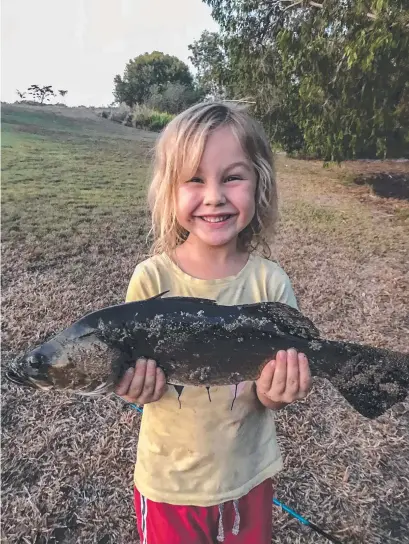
[{"xmin": 147, "ymin": 101, "xmax": 277, "ymax": 257}]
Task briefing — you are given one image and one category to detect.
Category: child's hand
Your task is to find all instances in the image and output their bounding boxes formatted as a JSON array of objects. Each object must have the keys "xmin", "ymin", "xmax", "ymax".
[
  {"xmin": 256, "ymin": 349, "xmax": 312, "ymax": 410},
  {"xmin": 115, "ymin": 357, "xmax": 167, "ymax": 405}
]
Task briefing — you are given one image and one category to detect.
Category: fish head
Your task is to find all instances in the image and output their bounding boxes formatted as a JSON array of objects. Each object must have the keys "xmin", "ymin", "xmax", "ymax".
[
  {"xmin": 6, "ymin": 332, "xmax": 122, "ymax": 395},
  {"xmin": 6, "ymin": 340, "xmax": 63, "ymax": 391}
]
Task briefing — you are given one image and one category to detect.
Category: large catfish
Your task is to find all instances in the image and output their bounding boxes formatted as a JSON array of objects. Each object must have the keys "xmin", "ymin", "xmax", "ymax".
[{"xmin": 5, "ymin": 293, "xmax": 409, "ymax": 419}]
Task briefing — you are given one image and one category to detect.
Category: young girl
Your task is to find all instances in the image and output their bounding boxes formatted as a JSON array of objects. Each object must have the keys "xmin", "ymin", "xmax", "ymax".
[{"xmin": 116, "ymin": 102, "xmax": 312, "ymax": 544}]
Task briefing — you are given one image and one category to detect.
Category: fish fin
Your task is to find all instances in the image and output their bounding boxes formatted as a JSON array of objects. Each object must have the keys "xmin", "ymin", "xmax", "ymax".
[
  {"xmin": 242, "ymin": 301, "xmax": 321, "ymax": 339},
  {"xmin": 131, "ymin": 291, "xmax": 214, "ymax": 303},
  {"xmin": 164, "ymin": 296, "xmax": 217, "ymax": 305},
  {"xmin": 148, "ymin": 291, "xmax": 170, "ymax": 300}
]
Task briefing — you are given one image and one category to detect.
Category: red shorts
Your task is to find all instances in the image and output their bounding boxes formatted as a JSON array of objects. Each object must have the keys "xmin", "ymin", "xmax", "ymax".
[{"xmin": 134, "ymin": 479, "xmax": 273, "ymax": 544}]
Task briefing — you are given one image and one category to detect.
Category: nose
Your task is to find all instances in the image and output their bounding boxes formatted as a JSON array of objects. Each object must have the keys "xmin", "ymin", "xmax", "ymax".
[{"xmin": 203, "ymin": 180, "xmax": 226, "ymax": 206}]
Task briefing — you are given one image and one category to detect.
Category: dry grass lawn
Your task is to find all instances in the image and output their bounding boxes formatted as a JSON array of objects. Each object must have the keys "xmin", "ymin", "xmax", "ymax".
[{"xmin": 1, "ymin": 103, "xmax": 408, "ymax": 543}]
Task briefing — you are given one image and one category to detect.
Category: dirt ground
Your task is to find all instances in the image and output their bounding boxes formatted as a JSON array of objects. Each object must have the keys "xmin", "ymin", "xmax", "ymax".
[{"xmin": 1, "ymin": 103, "xmax": 409, "ymax": 543}]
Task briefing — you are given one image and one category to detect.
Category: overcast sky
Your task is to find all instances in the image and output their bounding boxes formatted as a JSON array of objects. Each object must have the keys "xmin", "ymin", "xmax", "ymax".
[{"xmin": 1, "ymin": 0, "xmax": 218, "ymax": 106}]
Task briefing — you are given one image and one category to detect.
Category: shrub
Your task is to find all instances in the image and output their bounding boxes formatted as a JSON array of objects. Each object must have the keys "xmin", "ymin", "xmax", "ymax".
[
  {"xmin": 108, "ymin": 103, "xmax": 130, "ymax": 124},
  {"xmin": 132, "ymin": 105, "xmax": 154, "ymax": 129},
  {"xmin": 132, "ymin": 105, "xmax": 174, "ymax": 131},
  {"xmin": 147, "ymin": 111, "xmax": 174, "ymax": 131}
]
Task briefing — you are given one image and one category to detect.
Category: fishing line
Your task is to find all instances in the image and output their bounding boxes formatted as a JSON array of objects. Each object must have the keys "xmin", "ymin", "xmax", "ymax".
[
  {"xmin": 121, "ymin": 403, "xmax": 343, "ymax": 542},
  {"xmin": 273, "ymin": 498, "xmax": 342, "ymax": 543},
  {"xmin": 230, "ymin": 384, "xmax": 238, "ymax": 410}
]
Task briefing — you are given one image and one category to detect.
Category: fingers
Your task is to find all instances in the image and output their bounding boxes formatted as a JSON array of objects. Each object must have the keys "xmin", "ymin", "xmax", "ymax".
[
  {"xmin": 286, "ymin": 348, "xmax": 300, "ymax": 397},
  {"xmin": 127, "ymin": 358, "xmax": 150, "ymax": 399},
  {"xmin": 137, "ymin": 358, "xmax": 157, "ymax": 400},
  {"xmin": 257, "ymin": 348, "xmax": 312, "ymax": 406},
  {"xmin": 257, "ymin": 359, "xmax": 276, "ymax": 393},
  {"xmin": 298, "ymin": 352, "xmax": 312, "ymax": 398},
  {"xmin": 272, "ymin": 350, "xmax": 288, "ymax": 395},
  {"xmin": 152, "ymin": 367, "xmax": 167, "ymax": 401},
  {"xmin": 115, "ymin": 367, "xmax": 135, "ymax": 397},
  {"xmin": 115, "ymin": 358, "xmax": 167, "ymax": 404}
]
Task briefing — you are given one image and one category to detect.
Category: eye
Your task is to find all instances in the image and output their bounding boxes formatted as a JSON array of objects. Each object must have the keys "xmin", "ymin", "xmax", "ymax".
[
  {"xmin": 187, "ymin": 177, "xmax": 204, "ymax": 184},
  {"xmin": 225, "ymin": 175, "xmax": 243, "ymax": 182}
]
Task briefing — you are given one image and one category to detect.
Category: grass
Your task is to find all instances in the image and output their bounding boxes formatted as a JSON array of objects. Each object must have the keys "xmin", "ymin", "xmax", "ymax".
[
  {"xmin": 1, "ymin": 105, "xmax": 153, "ymax": 271},
  {"xmin": 1, "ymin": 103, "xmax": 409, "ymax": 544}
]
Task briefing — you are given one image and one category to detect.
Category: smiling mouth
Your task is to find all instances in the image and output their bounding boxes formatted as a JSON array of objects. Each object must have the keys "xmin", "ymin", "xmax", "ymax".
[{"xmin": 199, "ymin": 215, "xmax": 234, "ymax": 223}]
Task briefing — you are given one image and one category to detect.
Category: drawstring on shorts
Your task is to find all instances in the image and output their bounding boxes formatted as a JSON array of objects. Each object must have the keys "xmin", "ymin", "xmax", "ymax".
[
  {"xmin": 216, "ymin": 500, "xmax": 241, "ymax": 542},
  {"xmin": 232, "ymin": 500, "xmax": 240, "ymax": 535},
  {"xmin": 217, "ymin": 503, "xmax": 225, "ymax": 542}
]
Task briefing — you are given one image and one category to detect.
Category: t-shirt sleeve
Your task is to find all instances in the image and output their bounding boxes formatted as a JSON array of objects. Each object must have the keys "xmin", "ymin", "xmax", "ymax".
[
  {"xmin": 267, "ymin": 266, "xmax": 299, "ymax": 310},
  {"xmin": 125, "ymin": 260, "xmax": 161, "ymax": 303}
]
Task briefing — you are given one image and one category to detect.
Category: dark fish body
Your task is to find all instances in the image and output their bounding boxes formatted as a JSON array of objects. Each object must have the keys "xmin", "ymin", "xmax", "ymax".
[{"xmin": 6, "ymin": 294, "xmax": 409, "ymax": 419}]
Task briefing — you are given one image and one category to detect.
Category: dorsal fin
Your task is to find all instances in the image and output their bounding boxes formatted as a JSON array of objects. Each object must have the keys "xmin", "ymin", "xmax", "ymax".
[
  {"xmin": 242, "ymin": 301, "xmax": 320, "ymax": 339},
  {"xmin": 148, "ymin": 291, "xmax": 170, "ymax": 300},
  {"xmin": 163, "ymin": 296, "xmax": 217, "ymax": 305}
]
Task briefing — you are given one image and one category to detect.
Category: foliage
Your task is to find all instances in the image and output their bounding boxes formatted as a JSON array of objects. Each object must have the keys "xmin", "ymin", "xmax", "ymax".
[
  {"xmin": 113, "ymin": 51, "xmax": 194, "ymax": 107},
  {"xmin": 27, "ymin": 85, "xmax": 56, "ymax": 104},
  {"xmin": 146, "ymin": 82, "xmax": 204, "ymax": 114},
  {"xmin": 188, "ymin": 31, "xmax": 232, "ymax": 98},
  {"xmin": 132, "ymin": 105, "xmax": 174, "ymax": 131},
  {"xmin": 195, "ymin": 0, "xmax": 409, "ymax": 160}
]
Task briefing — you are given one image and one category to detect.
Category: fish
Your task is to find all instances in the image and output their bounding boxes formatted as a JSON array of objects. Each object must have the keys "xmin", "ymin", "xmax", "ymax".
[{"xmin": 5, "ymin": 292, "xmax": 409, "ymax": 419}]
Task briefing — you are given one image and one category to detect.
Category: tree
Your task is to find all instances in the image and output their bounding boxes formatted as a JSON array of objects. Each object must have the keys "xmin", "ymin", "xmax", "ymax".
[
  {"xmin": 16, "ymin": 89, "xmax": 26, "ymax": 100},
  {"xmin": 146, "ymin": 82, "xmax": 205, "ymax": 114},
  {"xmin": 199, "ymin": 0, "xmax": 409, "ymax": 160},
  {"xmin": 58, "ymin": 90, "xmax": 68, "ymax": 99},
  {"xmin": 27, "ymin": 85, "xmax": 55, "ymax": 104},
  {"xmin": 113, "ymin": 51, "xmax": 195, "ymax": 107},
  {"xmin": 188, "ymin": 31, "xmax": 231, "ymax": 98}
]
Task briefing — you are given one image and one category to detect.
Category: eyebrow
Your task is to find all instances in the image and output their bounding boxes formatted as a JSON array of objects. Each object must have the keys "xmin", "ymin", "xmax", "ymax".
[
  {"xmin": 196, "ymin": 161, "xmax": 251, "ymax": 175},
  {"xmin": 224, "ymin": 161, "xmax": 252, "ymax": 172}
]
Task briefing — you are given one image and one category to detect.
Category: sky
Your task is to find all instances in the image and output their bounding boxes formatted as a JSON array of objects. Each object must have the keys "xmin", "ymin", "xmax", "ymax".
[{"xmin": 1, "ymin": 0, "xmax": 218, "ymax": 106}]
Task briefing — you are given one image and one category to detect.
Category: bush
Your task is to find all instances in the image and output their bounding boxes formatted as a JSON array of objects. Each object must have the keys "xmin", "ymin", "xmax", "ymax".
[
  {"xmin": 108, "ymin": 103, "xmax": 130, "ymax": 124},
  {"xmin": 147, "ymin": 111, "xmax": 174, "ymax": 131},
  {"xmin": 132, "ymin": 105, "xmax": 154, "ymax": 128},
  {"xmin": 132, "ymin": 105, "xmax": 174, "ymax": 131}
]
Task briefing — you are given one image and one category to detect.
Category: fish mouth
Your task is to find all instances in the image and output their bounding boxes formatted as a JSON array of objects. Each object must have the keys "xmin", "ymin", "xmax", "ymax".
[
  {"xmin": 6, "ymin": 368, "xmax": 113, "ymax": 395},
  {"xmin": 5, "ymin": 369, "xmax": 53, "ymax": 391}
]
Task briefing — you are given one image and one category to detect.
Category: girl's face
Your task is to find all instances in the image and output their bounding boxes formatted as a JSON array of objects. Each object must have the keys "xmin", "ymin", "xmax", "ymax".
[{"xmin": 176, "ymin": 125, "xmax": 257, "ymax": 250}]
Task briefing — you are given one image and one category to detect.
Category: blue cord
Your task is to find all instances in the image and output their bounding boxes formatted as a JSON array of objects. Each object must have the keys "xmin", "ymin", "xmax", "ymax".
[
  {"xmin": 273, "ymin": 498, "xmax": 309, "ymax": 525},
  {"xmin": 114, "ymin": 393, "xmax": 143, "ymax": 413}
]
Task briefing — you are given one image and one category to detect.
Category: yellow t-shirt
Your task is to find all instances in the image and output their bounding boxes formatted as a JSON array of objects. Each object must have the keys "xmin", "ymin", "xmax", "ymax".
[{"xmin": 125, "ymin": 252, "xmax": 298, "ymax": 506}]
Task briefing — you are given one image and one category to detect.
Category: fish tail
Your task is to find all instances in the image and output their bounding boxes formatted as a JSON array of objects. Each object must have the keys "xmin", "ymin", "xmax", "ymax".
[{"xmin": 306, "ymin": 339, "xmax": 409, "ymax": 419}]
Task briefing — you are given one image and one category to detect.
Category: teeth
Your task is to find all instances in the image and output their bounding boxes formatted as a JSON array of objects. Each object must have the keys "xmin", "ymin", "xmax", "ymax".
[{"xmin": 201, "ymin": 216, "xmax": 230, "ymax": 223}]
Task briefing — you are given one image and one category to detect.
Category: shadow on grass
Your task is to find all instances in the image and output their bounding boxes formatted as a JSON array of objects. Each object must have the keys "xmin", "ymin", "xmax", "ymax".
[{"xmin": 354, "ymin": 172, "xmax": 409, "ymax": 200}]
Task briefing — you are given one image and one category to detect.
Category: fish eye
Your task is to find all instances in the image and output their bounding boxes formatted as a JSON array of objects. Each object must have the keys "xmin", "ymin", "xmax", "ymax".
[{"xmin": 27, "ymin": 353, "xmax": 44, "ymax": 369}]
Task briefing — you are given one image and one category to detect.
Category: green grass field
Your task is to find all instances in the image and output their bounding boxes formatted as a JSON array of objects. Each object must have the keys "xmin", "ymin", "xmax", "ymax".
[{"xmin": 1, "ymin": 103, "xmax": 409, "ymax": 543}]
